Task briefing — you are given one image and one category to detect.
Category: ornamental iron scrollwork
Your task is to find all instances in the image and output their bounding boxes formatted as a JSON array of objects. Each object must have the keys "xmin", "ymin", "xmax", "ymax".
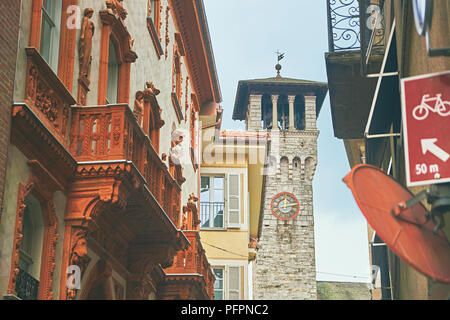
[
  {"xmin": 327, "ymin": 0, "xmax": 385, "ymax": 53},
  {"xmin": 327, "ymin": 0, "xmax": 361, "ymax": 51}
]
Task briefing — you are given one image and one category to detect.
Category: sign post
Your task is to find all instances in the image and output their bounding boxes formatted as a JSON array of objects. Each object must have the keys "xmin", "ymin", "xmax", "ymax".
[{"xmin": 401, "ymin": 70, "xmax": 450, "ymax": 187}]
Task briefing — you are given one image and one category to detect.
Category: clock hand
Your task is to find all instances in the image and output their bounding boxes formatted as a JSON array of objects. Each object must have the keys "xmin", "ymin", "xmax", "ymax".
[{"xmin": 284, "ymin": 203, "xmax": 297, "ymax": 207}]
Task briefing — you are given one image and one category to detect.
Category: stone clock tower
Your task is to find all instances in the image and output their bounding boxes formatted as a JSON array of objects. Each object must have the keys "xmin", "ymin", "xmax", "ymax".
[{"xmin": 232, "ymin": 67, "xmax": 328, "ymax": 300}]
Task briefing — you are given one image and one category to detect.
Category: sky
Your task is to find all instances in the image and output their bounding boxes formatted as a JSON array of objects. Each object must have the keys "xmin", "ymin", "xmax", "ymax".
[{"xmin": 203, "ymin": 0, "xmax": 371, "ymax": 283}]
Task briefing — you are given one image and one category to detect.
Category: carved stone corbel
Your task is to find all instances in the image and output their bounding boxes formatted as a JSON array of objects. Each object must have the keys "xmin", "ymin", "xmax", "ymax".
[{"xmin": 66, "ymin": 227, "xmax": 91, "ymax": 300}]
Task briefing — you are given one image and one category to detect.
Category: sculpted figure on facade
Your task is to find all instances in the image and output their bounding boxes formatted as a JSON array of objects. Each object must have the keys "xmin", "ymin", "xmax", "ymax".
[
  {"xmin": 144, "ymin": 81, "xmax": 160, "ymax": 96},
  {"xmin": 134, "ymin": 91, "xmax": 144, "ymax": 127},
  {"xmin": 106, "ymin": 0, "xmax": 127, "ymax": 20},
  {"xmin": 26, "ymin": 66, "xmax": 38, "ymax": 101},
  {"xmin": 79, "ymin": 8, "xmax": 95, "ymax": 82},
  {"xmin": 170, "ymin": 130, "xmax": 185, "ymax": 166}
]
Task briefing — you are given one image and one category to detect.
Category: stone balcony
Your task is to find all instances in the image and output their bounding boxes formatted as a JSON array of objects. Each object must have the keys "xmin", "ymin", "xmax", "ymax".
[
  {"xmin": 69, "ymin": 103, "xmax": 182, "ymax": 228},
  {"xmin": 159, "ymin": 231, "xmax": 215, "ymax": 300}
]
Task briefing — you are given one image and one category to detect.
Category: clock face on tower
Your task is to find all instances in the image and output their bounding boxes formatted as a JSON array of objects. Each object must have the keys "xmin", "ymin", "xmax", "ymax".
[{"xmin": 270, "ymin": 192, "xmax": 300, "ymax": 221}]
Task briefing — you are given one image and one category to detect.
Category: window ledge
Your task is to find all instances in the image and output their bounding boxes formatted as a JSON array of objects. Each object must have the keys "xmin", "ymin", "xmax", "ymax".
[
  {"xmin": 190, "ymin": 146, "xmax": 198, "ymax": 171},
  {"xmin": 200, "ymin": 228, "xmax": 227, "ymax": 232},
  {"xmin": 147, "ymin": 18, "xmax": 164, "ymax": 58},
  {"xmin": 171, "ymin": 92, "xmax": 184, "ymax": 123}
]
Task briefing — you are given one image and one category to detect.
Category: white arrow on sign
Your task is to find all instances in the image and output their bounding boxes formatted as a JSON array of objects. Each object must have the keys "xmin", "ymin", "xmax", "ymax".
[{"xmin": 421, "ymin": 138, "xmax": 450, "ymax": 162}]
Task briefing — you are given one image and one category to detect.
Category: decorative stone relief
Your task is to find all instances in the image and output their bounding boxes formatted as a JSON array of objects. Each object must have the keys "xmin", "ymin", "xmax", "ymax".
[
  {"xmin": 106, "ymin": 0, "xmax": 127, "ymax": 20},
  {"xmin": 78, "ymin": 8, "xmax": 95, "ymax": 106}
]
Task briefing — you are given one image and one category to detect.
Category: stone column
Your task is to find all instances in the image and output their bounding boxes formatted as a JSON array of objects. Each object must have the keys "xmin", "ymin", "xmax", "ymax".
[
  {"xmin": 247, "ymin": 94, "xmax": 262, "ymax": 131},
  {"xmin": 271, "ymin": 95, "xmax": 279, "ymax": 131},
  {"xmin": 288, "ymin": 95, "xmax": 295, "ymax": 131},
  {"xmin": 304, "ymin": 95, "xmax": 317, "ymax": 130}
]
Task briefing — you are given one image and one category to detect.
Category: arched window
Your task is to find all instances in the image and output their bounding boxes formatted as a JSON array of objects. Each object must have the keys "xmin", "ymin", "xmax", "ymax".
[
  {"xmin": 280, "ymin": 157, "xmax": 289, "ymax": 180},
  {"xmin": 293, "ymin": 157, "xmax": 301, "ymax": 180},
  {"xmin": 17, "ymin": 195, "xmax": 44, "ymax": 300},
  {"xmin": 106, "ymin": 39, "xmax": 119, "ymax": 104},
  {"xmin": 98, "ymin": 10, "xmax": 137, "ymax": 105},
  {"xmin": 80, "ymin": 260, "xmax": 114, "ymax": 300},
  {"xmin": 277, "ymin": 95, "xmax": 289, "ymax": 130},
  {"xmin": 261, "ymin": 94, "xmax": 272, "ymax": 129},
  {"xmin": 294, "ymin": 95, "xmax": 306, "ymax": 130},
  {"xmin": 148, "ymin": 0, "xmax": 161, "ymax": 37}
]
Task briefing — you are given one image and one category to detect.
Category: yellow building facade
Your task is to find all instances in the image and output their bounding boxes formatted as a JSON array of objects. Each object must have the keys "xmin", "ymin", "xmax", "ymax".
[{"xmin": 199, "ymin": 110, "xmax": 266, "ymax": 300}]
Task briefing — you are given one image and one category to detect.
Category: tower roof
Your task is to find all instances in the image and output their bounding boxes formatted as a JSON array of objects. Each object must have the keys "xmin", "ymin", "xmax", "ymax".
[{"xmin": 232, "ymin": 76, "xmax": 328, "ymax": 121}]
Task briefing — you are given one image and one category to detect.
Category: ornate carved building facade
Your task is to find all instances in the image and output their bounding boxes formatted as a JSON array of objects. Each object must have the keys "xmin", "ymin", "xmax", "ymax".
[{"xmin": 0, "ymin": 0, "xmax": 220, "ymax": 300}]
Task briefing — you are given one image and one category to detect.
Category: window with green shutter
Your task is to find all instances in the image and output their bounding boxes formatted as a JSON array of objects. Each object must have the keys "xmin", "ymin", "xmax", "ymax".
[
  {"xmin": 227, "ymin": 174, "xmax": 240, "ymax": 228},
  {"xmin": 227, "ymin": 266, "xmax": 241, "ymax": 300}
]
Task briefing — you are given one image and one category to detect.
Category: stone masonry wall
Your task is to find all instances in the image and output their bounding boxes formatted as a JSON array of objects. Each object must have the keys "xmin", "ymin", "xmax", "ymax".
[
  {"xmin": 0, "ymin": 0, "xmax": 21, "ymax": 217},
  {"xmin": 249, "ymin": 94, "xmax": 319, "ymax": 300}
]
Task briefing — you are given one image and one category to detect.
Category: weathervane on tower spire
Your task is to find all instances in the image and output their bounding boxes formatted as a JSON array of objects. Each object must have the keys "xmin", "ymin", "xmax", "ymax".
[{"xmin": 275, "ymin": 50, "xmax": 285, "ymax": 78}]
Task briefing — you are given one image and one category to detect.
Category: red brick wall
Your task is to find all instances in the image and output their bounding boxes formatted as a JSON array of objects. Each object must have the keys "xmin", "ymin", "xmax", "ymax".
[{"xmin": 0, "ymin": 0, "xmax": 21, "ymax": 213}]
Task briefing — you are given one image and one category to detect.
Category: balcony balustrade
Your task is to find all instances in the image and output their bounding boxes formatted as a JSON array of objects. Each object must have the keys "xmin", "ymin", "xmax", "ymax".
[
  {"xmin": 200, "ymin": 202, "xmax": 225, "ymax": 229},
  {"xmin": 69, "ymin": 104, "xmax": 181, "ymax": 228},
  {"xmin": 164, "ymin": 231, "xmax": 215, "ymax": 299},
  {"xmin": 327, "ymin": 0, "xmax": 385, "ymax": 69},
  {"xmin": 24, "ymin": 48, "xmax": 77, "ymax": 147}
]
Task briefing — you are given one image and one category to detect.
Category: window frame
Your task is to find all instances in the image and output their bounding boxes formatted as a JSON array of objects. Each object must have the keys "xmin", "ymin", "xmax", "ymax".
[
  {"xmin": 98, "ymin": 10, "xmax": 137, "ymax": 106},
  {"xmin": 211, "ymin": 265, "xmax": 243, "ymax": 300},
  {"xmin": 212, "ymin": 267, "xmax": 224, "ymax": 300},
  {"xmin": 200, "ymin": 175, "xmax": 225, "ymax": 230},
  {"xmin": 106, "ymin": 38, "xmax": 119, "ymax": 105},
  {"xmin": 39, "ymin": 0, "xmax": 62, "ymax": 72},
  {"xmin": 148, "ymin": 0, "xmax": 161, "ymax": 38}
]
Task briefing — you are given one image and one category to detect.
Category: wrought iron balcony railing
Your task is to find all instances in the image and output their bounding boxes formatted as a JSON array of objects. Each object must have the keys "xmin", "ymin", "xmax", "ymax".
[
  {"xmin": 327, "ymin": 0, "xmax": 361, "ymax": 52},
  {"xmin": 326, "ymin": 0, "xmax": 386, "ymax": 73},
  {"xmin": 15, "ymin": 268, "xmax": 39, "ymax": 300},
  {"xmin": 327, "ymin": 0, "xmax": 385, "ymax": 52},
  {"xmin": 200, "ymin": 202, "xmax": 225, "ymax": 229}
]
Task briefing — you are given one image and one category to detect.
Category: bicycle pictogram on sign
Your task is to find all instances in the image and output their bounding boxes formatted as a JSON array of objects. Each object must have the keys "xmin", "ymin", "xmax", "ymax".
[{"xmin": 412, "ymin": 93, "xmax": 450, "ymax": 120}]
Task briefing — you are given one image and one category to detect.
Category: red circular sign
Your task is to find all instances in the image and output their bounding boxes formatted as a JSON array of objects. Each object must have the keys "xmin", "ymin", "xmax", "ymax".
[
  {"xmin": 270, "ymin": 192, "xmax": 300, "ymax": 221},
  {"xmin": 344, "ymin": 164, "xmax": 450, "ymax": 283}
]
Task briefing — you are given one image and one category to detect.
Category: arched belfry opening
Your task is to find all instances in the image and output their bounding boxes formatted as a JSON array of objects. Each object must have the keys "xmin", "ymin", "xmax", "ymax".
[
  {"xmin": 261, "ymin": 94, "xmax": 272, "ymax": 129},
  {"xmin": 294, "ymin": 95, "xmax": 305, "ymax": 130},
  {"xmin": 277, "ymin": 95, "xmax": 289, "ymax": 130}
]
